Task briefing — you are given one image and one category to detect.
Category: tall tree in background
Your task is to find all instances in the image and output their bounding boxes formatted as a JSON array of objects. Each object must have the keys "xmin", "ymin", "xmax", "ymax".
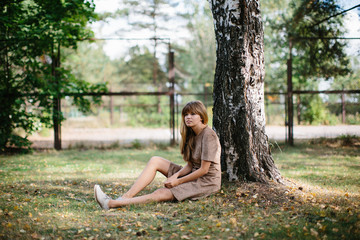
[
  {"xmin": 63, "ymin": 41, "xmax": 120, "ymax": 125},
  {"xmin": 0, "ymin": 0, "xmax": 106, "ymax": 151},
  {"xmin": 116, "ymin": 0, "xmax": 178, "ymax": 112},
  {"xmin": 119, "ymin": 46, "xmax": 167, "ymax": 90},
  {"xmin": 262, "ymin": 0, "xmax": 351, "ymax": 124},
  {"xmin": 209, "ymin": 0, "xmax": 281, "ymax": 182},
  {"xmin": 262, "ymin": 0, "xmax": 350, "ymax": 93},
  {"xmin": 174, "ymin": 1, "xmax": 216, "ymax": 105}
]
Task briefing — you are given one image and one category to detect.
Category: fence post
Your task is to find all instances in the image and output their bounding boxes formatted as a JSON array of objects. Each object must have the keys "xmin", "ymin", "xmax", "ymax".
[
  {"xmin": 342, "ymin": 90, "xmax": 346, "ymax": 124},
  {"xmin": 169, "ymin": 51, "xmax": 175, "ymax": 145},
  {"xmin": 287, "ymin": 39, "xmax": 294, "ymax": 145},
  {"xmin": 109, "ymin": 84, "xmax": 114, "ymax": 125},
  {"xmin": 52, "ymin": 41, "xmax": 62, "ymax": 150}
]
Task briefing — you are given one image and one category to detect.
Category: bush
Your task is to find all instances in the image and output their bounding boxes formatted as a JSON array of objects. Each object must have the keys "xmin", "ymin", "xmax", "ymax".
[
  {"xmin": 302, "ymin": 97, "xmax": 339, "ymax": 125},
  {"xmin": 124, "ymin": 96, "xmax": 170, "ymax": 128}
]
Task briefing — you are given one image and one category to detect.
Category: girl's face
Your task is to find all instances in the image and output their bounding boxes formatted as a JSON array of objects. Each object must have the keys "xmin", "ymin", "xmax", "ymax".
[{"xmin": 184, "ymin": 112, "xmax": 203, "ymax": 128}]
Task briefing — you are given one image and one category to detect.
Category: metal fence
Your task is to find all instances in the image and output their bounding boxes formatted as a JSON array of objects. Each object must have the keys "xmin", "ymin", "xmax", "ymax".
[
  {"xmin": 20, "ymin": 37, "xmax": 360, "ymax": 149},
  {"xmin": 28, "ymin": 88, "xmax": 360, "ymax": 150}
]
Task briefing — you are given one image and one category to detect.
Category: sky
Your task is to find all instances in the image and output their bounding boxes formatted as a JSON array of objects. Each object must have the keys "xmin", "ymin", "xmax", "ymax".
[
  {"xmin": 91, "ymin": 0, "xmax": 190, "ymax": 60},
  {"xmin": 90, "ymin": 0, "xmax": 360, "ymax": 59},
  {"xmin": 339, "ymin": 0, "xmax": 360, "ymax": 54}
]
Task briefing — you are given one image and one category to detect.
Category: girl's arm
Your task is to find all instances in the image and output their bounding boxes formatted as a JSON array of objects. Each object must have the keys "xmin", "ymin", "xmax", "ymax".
[
  {"xmin": 164, "ymin": 160, "xmax": 211, "ymax": 188},
  {"xmin": 164, "ymin": 162, "xmax": 192, "ymax": 187},
  {"xmin": 175, "ymin": 162, "xmax": 193, "ymax": 178}
]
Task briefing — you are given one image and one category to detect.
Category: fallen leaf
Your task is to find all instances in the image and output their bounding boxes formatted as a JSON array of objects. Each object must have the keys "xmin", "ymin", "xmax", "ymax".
[
  {"xmin": 24, "ymin": 224, "xmax": 30, "ymax": 230},
  {"xmin": 310, "ymin": 228, "xmax": 318, "ymax": 237},
  {"xmin": 31, "ymin": 233, "xmax": 40, "ymax": 239}
]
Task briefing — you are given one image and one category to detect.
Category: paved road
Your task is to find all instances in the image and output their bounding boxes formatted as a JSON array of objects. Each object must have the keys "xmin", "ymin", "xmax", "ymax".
[
  {"xmin": 29, "ymin": 125, "xmax": 360, "ymax": 149},
  {"xmin": 265, "ymin": 125, "xmax": 360, "ymax": 141}
]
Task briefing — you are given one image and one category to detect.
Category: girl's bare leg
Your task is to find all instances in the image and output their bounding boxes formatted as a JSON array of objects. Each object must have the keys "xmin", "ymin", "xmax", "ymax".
[
  {"xmin": 121, "ymin": 156, "xmax": 171, "ymax": 198},
  {"xmin": 109, "ymin": 188, "xmax": 174, "ymax": 208}
]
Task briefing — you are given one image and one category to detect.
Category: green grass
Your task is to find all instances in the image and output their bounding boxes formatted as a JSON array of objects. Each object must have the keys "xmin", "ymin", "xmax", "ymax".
[{"xmin": 0, "ymin": 139, "xmax": 359, "ymax": 239}]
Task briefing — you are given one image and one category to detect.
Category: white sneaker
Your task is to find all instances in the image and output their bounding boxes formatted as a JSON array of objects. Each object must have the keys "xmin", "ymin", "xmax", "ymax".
[{"xmin": 94, "ymin": 185, "xmax": 111, "ymax": 210}]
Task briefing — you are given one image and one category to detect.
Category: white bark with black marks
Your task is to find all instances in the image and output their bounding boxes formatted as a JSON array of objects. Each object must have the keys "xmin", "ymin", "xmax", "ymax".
[{"xmin": 209, "ymin": 0, "xmax": 281, "ymax": 183}]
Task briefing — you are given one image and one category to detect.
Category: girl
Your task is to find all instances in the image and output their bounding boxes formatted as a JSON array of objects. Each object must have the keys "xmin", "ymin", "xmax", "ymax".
[{"xmin": 94, "ymin": 100, "xmax": 221, "ymax": 209}]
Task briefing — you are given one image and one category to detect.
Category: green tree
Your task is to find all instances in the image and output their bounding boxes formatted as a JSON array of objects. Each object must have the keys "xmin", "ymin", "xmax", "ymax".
[
  {"xmin": 0, "ymin": 0, "xmax": 106, "ymax": 151},
  {"xmin": 63, "ymin": 41, "xmax": 119, "ymax": 86},
  {"xmin": 329, "ymin": 56, "xmax": 360, "ymax": 124},
  {"xmin": 331, "ymin": 56, "xmax": 360, "ymax": 91},
  {"xmin": 119, "ymin": 46, "xmax": 167, "ymax": 91},
  {"xmin": 120, "ymin": 45, "xmax": 169, "ymax": 127},
  {"xmin": 173, "ymin": 0, "xmax": 216, "ymax": 105},
  {"xmin": 114, "ymin": 0, "xmax": 179, "ymax": 113},
  {"xmin": 262, "ymin": 0, "xmax": 350, "ymax": 92},
  {"xmin": 261, "ymin": 0, "xmax": 351, "ymax": 124}
]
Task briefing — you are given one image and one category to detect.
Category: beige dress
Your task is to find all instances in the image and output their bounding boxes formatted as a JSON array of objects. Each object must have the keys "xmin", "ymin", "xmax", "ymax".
[{"xmin": 168, "ymin": 126, "xmax": 221, "ymax": 201}]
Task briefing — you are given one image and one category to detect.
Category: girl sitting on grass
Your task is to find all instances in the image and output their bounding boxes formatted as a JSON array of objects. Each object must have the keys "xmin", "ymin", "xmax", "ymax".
[{"xmin": 94, "ymin": 100, "xmax": 221, "ymax": 209}]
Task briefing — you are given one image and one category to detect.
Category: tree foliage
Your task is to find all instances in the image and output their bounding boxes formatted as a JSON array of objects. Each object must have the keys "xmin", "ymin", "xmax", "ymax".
[
  {"xmin": 262, "ymin": 0, "xmax": 351, "ymax": 92},
  {"xmin": 173, "ymin": 1, "xmax": 216, "ymax": 97},
  {"xmin": 261, "ymin": 0, "xmax": 353, "ymax": 124},
  {"xmin": 120, "ymin": 46, "xmax": 168, "ymax": 90},
  {"xmin": 115, "ymin": 0, "xmax": 178, "ymax": 35},
  {"xmin": 0, "ymin": 0, "xmax": 106, "ymax": 151}
]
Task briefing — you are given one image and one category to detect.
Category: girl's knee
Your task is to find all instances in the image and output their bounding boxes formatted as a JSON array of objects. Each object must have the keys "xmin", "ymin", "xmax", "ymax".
[
  {"xmin": 152, "ymin": 188, "xmax": 174, "ymax": 201},
  {"xmin": 149, "ymin": 156, "xmax": 161, "ymax": 165},
  {"xmin": 148, "ymin": 156, "xmax": 170, "ymax": 176},
  {"xmin": 148, "ymin": 156, "xmax": 167, "ymax": 168}
]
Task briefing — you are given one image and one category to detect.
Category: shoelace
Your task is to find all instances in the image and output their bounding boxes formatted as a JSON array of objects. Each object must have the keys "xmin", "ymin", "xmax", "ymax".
[{"xmin": 104, "ymin": 194, "xmax": 111, "ymax": 200}]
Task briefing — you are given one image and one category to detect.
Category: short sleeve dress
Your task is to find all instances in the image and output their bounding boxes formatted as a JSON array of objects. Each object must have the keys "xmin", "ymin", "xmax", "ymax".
[{"xmin": 168, "ymin": 126, "xmax": 221, "ymax": 201}]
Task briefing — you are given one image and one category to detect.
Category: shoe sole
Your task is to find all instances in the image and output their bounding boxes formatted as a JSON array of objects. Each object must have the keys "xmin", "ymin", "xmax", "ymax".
[{"xmin": 94, "ymin": 185, "xmax": 102, "ymax": 208}]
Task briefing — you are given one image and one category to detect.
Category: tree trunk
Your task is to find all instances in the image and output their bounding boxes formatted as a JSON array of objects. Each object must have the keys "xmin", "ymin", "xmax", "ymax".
[{"xmin": 209, "ymin": 0, "xmax": 281, "ymax": 183}]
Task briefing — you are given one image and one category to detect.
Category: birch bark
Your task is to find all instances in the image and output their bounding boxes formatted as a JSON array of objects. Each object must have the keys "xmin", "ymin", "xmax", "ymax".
[{"xmin": 208, "ymin": 0, "xmax": 281, "ymax": 183}]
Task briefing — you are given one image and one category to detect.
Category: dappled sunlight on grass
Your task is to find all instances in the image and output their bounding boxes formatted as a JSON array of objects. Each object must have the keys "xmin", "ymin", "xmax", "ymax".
[
  {"xmin": 273, "ymin": 140, "xmax": 360, "ymax": 194},
  {"xmin": 0, "ymin": 140, "xmax": 359, "ymax": 239}
]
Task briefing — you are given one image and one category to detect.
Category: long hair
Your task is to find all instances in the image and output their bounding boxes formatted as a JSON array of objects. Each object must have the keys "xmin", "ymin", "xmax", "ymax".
[{"xmin": 180, "ymin": 101, "xmax": 208, "ymax": 162}]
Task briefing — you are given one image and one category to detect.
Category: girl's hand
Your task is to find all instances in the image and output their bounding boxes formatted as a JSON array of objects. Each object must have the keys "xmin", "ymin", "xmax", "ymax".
[{"xmin": 164, "ymin": 178, "xmax": 180, "ymax": 188}]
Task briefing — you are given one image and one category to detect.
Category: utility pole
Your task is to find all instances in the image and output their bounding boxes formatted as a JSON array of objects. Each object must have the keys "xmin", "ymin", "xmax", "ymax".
[
  {"xmin": 52, "ymin": 40, "xmax": 62, "ymax": 150},
  {"xmin": 168, "ymin": 50, "xmax": 175, "ymax": 146}
]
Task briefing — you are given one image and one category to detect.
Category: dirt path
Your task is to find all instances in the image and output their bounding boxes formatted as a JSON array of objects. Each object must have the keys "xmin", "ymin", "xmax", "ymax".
[{"xmin": 29, "ymin": 125, "xmax": 360, "ymax": 149}]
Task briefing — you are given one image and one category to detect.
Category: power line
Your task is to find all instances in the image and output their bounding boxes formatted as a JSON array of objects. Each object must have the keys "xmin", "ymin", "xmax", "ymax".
[
  {"xmin": 294, "ymin": 37, "xmax": 360, "ymax": 40},
  {"xmin": 311, "ymin": 4, "xmax": 360, "ymax": 28},
  {"xmin": 0, "ymin": 36, "xmax": 171, "ymax": 42},
  {"xmin": 84, "ymin": 37, "xmax": 171, "ymax": 42}
]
